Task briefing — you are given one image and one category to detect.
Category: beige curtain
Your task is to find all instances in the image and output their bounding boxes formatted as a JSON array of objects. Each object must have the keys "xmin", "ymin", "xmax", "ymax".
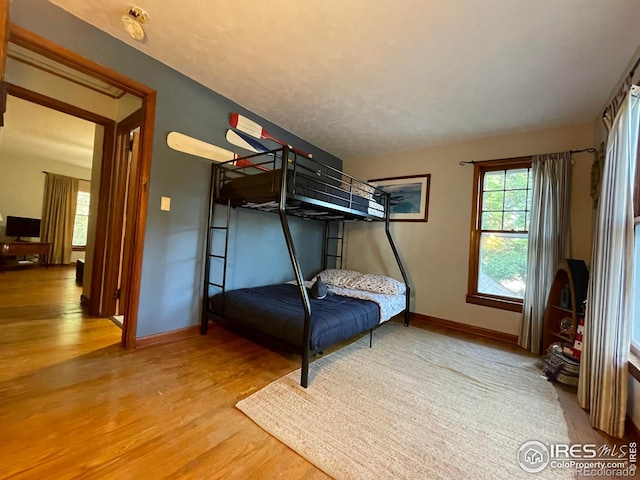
[
  {"xmin": 41, "ymin": 173, "xmax": 78, "ymax": 265},
  {"xmin": 603, "ymin": 76, "xmax": 632, "ymax": 132},
  {"xmin": 578, "ymin": 85, "xmax": 640, "ymax": 438},
  {"xmin": 518, "ymin": 152, "xmax": 571, "ymax": 353}
]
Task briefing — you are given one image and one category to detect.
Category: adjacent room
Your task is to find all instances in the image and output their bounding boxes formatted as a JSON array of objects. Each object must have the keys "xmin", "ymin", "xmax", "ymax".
[{"xmin": 1, "ymin": 1, "xmax": 639, "ymax": 478}]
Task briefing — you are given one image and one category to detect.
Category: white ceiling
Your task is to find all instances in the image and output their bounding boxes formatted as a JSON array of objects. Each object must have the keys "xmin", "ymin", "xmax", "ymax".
[
  {"xmin": 0, "ymin": 95, "xmax": 95, "ymax": 168},
  {"xmin": 48, "ymin": 0, "xmax": 640, "ymax": 159}
]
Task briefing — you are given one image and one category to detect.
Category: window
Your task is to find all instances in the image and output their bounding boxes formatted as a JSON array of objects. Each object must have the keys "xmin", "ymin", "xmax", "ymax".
[
  {"xmin": 467, "ymin": 157, "xmax": 532, "ymax": 312},
  {"xmin": 72, "ymin": 191, "xmax": 90, "ymax": 248},
  {"xmin": 632, "ymin": 124, "xmax": 640, "ymax": 359},
  {"xmin": 632, "ymin": 222, "xmax": 640, "ymax": 355}
]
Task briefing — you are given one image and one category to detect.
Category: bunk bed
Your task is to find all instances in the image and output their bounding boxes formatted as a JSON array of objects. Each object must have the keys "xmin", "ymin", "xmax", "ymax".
[{"xmin": 201, "ymin": 146, "xmax": 410, "ymax": 388}]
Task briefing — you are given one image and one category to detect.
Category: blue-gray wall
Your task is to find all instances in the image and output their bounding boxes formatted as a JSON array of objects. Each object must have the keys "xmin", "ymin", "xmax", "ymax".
[{"xmin": 11, "ymin": 1, "xmax": 341, "ymax": 337}]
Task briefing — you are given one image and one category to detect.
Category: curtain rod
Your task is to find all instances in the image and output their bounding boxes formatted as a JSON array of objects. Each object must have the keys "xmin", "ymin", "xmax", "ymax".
[
  {"xmin": 42, "ymin": 171, "xmax": 91, "ymax": 182},
  {"xmin": 459, "ymin": 148, "xmax": 596, "ymax": 166},
  {"xmin": 570, "ymin": 147, "xmax": 597, "ymax": 154},
  {"xmin": 600, "ymin": 58, "xmax": 640, "ymax": 119}
]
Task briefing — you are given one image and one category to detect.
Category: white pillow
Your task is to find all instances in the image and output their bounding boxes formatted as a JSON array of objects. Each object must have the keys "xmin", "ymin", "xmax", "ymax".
[
  {"xmin": 313, "ymin": 269, "xmax": 406, "ymax": 296},
  {"xmin": 313, "ymin": 269, "xmax": 362, "ymax": 288},
  {"xmin": 350, "ymin": 273, "xmax": 406, "ymax": 296},
  {"xmin": 351, "ymin": 182, "xmax": 376, "ymax": 200}
]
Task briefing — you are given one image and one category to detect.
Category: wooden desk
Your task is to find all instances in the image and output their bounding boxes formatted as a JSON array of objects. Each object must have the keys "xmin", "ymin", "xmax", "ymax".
[{"xmin": 0, "ymin": 242, "xmax": 51, "ymax": 272}]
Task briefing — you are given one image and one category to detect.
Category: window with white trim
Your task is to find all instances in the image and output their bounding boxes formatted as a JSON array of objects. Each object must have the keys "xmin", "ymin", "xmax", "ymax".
[{"xmin": 72, "ymin": 190, "xmax": 90, "ymax": 248}]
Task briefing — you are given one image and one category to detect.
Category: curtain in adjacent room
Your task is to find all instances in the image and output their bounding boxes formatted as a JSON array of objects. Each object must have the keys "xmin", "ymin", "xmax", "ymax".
[
  {"xmin": 41, "ymin": 173, "xmax": 78, "ymax": 265},
  {"xmin": 518, "ymin": 152, "xmax": 571, "ymax": 354},
  {"xmin": 578, "ymin": 85, "xmax": 640, "ymax": 438}
]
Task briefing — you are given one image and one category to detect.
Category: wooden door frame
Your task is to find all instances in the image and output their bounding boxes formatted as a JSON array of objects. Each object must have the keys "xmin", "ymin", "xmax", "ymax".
[
  {"xmin": 120, "ymin": 128, "xmax": 141, "ymax": 330},
  {"xmin": 5, "ymin": 24, "xmax": 157, "ymax": 349},
  {"xmin": 5, "ymin": 82, "xmax": 114, "ymax": 131},
  {"xmin": 102, "ymin": 110, "xmax": 142, "ymax": 319},
  {"xmin": 0, "ymin": 0, "xmax": 7, "ymax": 82}
]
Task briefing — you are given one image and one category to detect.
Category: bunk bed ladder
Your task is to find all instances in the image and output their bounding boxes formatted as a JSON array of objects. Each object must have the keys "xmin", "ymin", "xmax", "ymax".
[
  {"xmin": 322, "ymin": 221, "xmax": 345, "ymax": 270},
  {"xmin": 201, "ymin": 164, "xmax": 231, "ymax": 335},
  {"xmin": 384, "ymin": 193, "xmax": 412, "ymax": 327}
]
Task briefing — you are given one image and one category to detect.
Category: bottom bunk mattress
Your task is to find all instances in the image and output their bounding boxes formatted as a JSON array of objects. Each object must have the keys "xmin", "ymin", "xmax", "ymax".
[{"xmin": 210, "ymin": 283, "xmax": 380, "ymax": 351}]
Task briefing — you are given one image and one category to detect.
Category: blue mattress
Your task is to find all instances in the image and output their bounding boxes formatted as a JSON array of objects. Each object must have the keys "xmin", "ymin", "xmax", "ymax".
[
  {"xmin": 210, "ymin": 284, "xmax": 380, "ymax": 351},
  {"xmin": 218, "ymin": 169, "xmax": 374, "ymax": 215}
]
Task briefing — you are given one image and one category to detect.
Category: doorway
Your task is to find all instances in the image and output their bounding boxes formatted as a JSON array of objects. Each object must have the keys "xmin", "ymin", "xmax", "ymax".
[
  {"xmin": 1, "ymin": 20, "xmax": 157, "ymax": 348},
  {"xmin": 0, "ymin": 89, "xmax": 101, "ymax": 274}
]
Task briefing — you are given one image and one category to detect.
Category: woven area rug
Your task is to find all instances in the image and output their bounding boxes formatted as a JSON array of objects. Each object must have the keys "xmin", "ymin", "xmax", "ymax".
[{"xmin": 237, "ymin": 323, "xmax": 573, "ymax": 479}]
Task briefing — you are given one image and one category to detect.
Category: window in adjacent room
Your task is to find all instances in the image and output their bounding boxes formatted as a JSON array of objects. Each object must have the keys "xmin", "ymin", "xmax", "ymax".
[
  {"xmin": 467, "ymin": 157, "xmax": 532, "ymax": 312},
  {"xmin": 72, "ymin": 190, "xmax": 91, "ymax": 249}
]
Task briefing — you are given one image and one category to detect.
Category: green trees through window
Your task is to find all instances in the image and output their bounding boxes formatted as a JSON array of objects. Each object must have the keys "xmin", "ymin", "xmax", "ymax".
[
  {"xmin": 479, "ymin": 168, "xmax": 531, "ymax": 298},
  {"xmin": 467, "ymin": 158, "xmax": 532, "ymax": 311}
]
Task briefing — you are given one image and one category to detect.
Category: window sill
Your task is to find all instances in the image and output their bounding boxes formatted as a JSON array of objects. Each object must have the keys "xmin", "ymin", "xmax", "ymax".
[
  {"xmin": 466, "ymin": 293, "xmax": 523, "ymax": 313},
  {"xmin": 630, "ymin": 343, "xmax": 640, "ymax": 382},
  {"xmin": 630, "ymin": 353, "xmax": 640, "ymax": 383},
  {"xmin": 72, "ymin": 246, "xmax": 86, "ymax": 252}
]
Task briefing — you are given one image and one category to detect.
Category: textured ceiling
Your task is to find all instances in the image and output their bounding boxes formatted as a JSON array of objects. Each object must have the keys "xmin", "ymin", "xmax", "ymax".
[
  {"xmin": 48, "ymin": 0, "xmax": 640, "ymax": 159},
  {"xmin": 0, "ymin": 95, "xmax": 95, "ymax": 168}
]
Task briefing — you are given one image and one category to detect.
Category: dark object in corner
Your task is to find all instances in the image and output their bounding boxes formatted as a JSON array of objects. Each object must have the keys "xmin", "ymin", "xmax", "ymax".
[
  {"xmin": 310, "ymin": 276, "xmax": 328, "ymax": 299},
  {"xmin": 76, "ymin": 259, "xmax": 85, "ymax": 284},
  {"xmin": 539, "ymin": 342, "xmax": 580, "ymax": 387},
  {"xmin": 0, "ymin": 81, "xmax": 6, "ymax": 127},
  {"xmin": 559, "ymin": 282, "xmax": 571, "ymax": 309}
]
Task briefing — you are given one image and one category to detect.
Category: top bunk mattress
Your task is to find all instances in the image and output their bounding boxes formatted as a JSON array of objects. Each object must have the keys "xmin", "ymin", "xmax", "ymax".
[{"xmin": 218, "ymin": 169, "xmax": 384, "ymax": 218}]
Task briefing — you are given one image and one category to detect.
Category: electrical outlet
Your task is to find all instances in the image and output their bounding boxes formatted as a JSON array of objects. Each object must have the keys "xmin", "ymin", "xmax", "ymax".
[{"xmin": 161, "ymin": 196, "xmax": 171, "ymax": 211}]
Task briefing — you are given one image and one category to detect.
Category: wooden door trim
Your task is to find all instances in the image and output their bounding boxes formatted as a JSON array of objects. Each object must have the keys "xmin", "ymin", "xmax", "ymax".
[
  {"xmin": 0, "ymin": 0, "xmax": 8, "ymax": 82},
  {"xmin": 90, "ymin": 123, "xmax": 116, "ymax": 317},
  {"xmin": 120, "ymin": 130, "xmax": 140, "ymax": 321},
  {"xmin": 119, "ymin": 129, "xmax": 140, "ymax": 339},
  {"xmin": 7, "ymin": 24, "xmax": 157, "ymax": 350},
  {"xmin": 124, "ymin": 96, "xmax": 155, "ymax": 349},
  {"xmin": 102, "ymin": 110, "xmax": 142, "ymax": 318},
  {"xmin": 9, "ymin": 24, "xmax": 153, "ymax": 97},
  {"xmin": 102, "ymin": 121, "xmax": 130, "ymax": 317},
  {"xmin": 5, "ymin": 82, "xmax": 113, "ymax": 125}
]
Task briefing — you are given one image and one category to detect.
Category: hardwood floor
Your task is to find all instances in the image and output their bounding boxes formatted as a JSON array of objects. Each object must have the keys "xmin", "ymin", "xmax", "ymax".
[
  {"xmin": 0, "ymin": 267, "xmax": 328, "ymax": 479},
  {"xmin": 0, "ymin": 268, "xmax": 636, "ymax": 479}
]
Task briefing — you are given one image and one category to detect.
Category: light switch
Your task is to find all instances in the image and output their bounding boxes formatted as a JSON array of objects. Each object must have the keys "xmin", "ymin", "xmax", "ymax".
[{"xmin": 161, "ymin": 196, "xmax": 171, "ymax": 211}]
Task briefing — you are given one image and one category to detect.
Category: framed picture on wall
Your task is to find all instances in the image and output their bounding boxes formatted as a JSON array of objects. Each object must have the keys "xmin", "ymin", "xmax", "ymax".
[{"xmin": 368, "ymin": 174, "xmax": 431, "ymax": 222}]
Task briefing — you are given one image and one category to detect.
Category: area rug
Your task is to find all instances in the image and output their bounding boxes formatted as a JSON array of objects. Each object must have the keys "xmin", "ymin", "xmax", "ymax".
[{"xmin": 237, "ymin": 322, "xmax": 573, "ymax": 479}]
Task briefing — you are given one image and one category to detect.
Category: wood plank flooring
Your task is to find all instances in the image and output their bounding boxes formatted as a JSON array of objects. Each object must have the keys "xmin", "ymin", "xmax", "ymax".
[
  {"xmin": 0, "ymin": 268, "xmax": 636, "ymax": 479},
  {"xmin": 0, "ymin": 267, "xmax": 327, "ymax": 479}
]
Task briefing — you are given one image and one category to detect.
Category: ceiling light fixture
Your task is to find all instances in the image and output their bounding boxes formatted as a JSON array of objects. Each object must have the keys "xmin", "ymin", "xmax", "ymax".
[{"xmin": 121, "ymin": 6, "xmax": 150, "ymax": 41}]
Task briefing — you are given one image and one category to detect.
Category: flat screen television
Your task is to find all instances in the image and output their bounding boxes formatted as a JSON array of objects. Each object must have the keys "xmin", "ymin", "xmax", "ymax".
[{"xmin": 5, "ymin": 216, "xmax": 42, "ymax": 240}]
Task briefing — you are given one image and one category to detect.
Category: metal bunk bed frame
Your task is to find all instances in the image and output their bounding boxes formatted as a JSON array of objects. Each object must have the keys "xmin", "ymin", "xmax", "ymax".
[{"xmin": 201, "ymin": 146, "xmax": 410, "ymax": 388}]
